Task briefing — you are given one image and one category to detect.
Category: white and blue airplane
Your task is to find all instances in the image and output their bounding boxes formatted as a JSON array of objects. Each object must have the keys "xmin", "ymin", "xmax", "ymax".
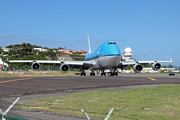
[{"xmin": 9, "ymin": 33, "xmax": 172, "ymax": 76}]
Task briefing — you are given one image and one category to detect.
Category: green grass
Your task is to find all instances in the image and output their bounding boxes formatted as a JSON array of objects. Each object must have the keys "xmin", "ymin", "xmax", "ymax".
[{"xmin": 18, "ymin": 85, "xmax": 180, "ymax": 120}]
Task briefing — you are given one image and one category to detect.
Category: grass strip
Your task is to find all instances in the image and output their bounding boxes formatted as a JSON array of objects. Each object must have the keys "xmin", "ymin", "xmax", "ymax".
[{"xmin": 18, "ymin": 85, "xmax": 180, "ymax": 120}]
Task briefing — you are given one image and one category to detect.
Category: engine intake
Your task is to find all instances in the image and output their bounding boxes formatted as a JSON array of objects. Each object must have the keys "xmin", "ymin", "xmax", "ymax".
[
  {"xmin": 152, "ymin": 62, "xmax": 161, "ymax": 71},
  {"xmin": 32, "ymin": 62, "xmax": 40, "ymax": 71},
  {"xmin": 133, "ymin": 63, "xmax": 143, "ymax": 73},
  {"xmin": 60, "ymin": 64, "xmax": 70, "ymax": 73}
]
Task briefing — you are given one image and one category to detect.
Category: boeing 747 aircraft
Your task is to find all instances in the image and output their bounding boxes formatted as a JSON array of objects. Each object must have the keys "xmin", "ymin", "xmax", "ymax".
[{"xmin": 9, "ymin": 34, "xmax": 172, "ymax": 76}]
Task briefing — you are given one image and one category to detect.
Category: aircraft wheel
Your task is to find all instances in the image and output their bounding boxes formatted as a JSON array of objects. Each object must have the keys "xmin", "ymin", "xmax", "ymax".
[
  {"xmin": 101, "ymin": 73, "xmax": 106, "ymax": 76},
  {"xmin": 108, "ymin": 72, "xmax": 112, "ymax": 76},
  {"xmin": 109, "ymin": 72, "xmax": 116, "ymax": 76},
  {"xmin": 81, "ymin": 73, "xmax": 86, "ymax": 76},
  {"xmin": 90, "ymin": 73, "xmax": 95, "ymax": 76}
]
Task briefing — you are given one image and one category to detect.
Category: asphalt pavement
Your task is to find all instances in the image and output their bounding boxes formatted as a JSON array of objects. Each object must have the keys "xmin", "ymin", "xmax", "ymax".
[{"xmin": 0, "ymin": 74, "xmax": 180, "ymax": 120}]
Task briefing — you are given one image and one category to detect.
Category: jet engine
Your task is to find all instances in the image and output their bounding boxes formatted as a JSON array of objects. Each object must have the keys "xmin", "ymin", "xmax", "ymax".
[
  {"xmin": 133, "ymin": 63, "xmax": 143, "ymax": 73},
  {"xmin": 60, "ymin": 64, "xmax": 70, "ymax": 73},
  {"xmin": 152, "ymin": 62, "xmax": 161, "ymax": 71},
  {"xmin": 32, "ymin": 62, "xmax": 40, "ymax": 71}
]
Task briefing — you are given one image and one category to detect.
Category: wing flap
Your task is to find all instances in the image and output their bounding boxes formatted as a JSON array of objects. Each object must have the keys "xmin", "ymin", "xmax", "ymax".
[
  {"xmin": 62, "ymin": 61, "xmax": 93, "ymax": 67},
  {"xmin": 9, "ymin": 60, "xmax": 61, "ymax": 64}
]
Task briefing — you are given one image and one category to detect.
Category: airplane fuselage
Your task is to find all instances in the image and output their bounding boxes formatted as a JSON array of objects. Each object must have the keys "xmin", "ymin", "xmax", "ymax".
[{"xmin": 85, "ymin": 40, "xmax": 121, "ymax": 70}]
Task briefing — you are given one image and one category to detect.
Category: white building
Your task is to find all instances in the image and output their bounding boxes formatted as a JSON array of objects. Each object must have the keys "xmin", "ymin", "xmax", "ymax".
[
  {"xmin": 33, "ymin": 48, "xmax": 48, "ymax": 52},
  {"xmin": 2, "ymin": 48, "xmax": 14, "ymax": 52},
  {"xmin": 122, "ymin": 47, "xmax": 135, "ymax": 61}
]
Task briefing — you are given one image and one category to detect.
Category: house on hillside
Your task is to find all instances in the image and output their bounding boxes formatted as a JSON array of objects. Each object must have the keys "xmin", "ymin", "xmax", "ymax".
[
  {"xmin": 73, "ymin": 50, "xmax": 77, "ymax": 53},
  {"xmin": 78, "ymin": 50, "xmax": 87, "ymax": 56},
  {"xmin": 2, "ymin": 48, "xmax": 15, "ymax": 52},
  {"xmin": 57, "ymin": 49, "xmax": 73, "ymax": 55},
  {"xmin": 68, "ymin": 49, "xmax": 72, "ymax": 52},
  {"xmin": 33, "ymin": 48, "xmax": 48, "ymax": 52}
]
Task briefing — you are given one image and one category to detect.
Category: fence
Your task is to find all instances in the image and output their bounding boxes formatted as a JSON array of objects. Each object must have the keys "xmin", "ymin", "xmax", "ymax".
[{"xmin": 0, "ymin": 100, "xmax": 139, "ymax": 120}]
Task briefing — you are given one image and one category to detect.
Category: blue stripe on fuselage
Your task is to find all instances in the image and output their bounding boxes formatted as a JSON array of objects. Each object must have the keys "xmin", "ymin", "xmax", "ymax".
[{"xmin": 85, "ymin": 40, "xmax": 121, "ymax": 61}]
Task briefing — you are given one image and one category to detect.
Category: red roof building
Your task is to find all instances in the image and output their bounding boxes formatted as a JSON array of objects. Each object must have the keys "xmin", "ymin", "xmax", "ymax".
[
  {"xmin": 57, "ymin": 49, "xmax": 73, "ymax": 55},
  {"xmin": 78, "ymin": 50, "xmax": 87, "ymax": 56},
  {"xmin": 73, "ymin": 50, "xmax": 77, "ymax": 53}
]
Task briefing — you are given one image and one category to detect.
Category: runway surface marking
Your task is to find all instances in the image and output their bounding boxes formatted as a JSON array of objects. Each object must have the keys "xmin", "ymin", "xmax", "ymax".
[
  {"xmin": 0, "ymin": 78, "xmax": 32, "ymax": 84},
  {"xmin": 148, "ymin": 77, "xmax": 156, "ymax": 81}
]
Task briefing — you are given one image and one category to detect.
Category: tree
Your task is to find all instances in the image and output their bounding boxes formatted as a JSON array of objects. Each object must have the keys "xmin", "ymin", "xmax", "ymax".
[
  {"xmin": 162, "ymin": 65, "xmax": 167, "ymax": 68},
  {"xmin": 167, "ymin": 64, "xmax": 173, "ymax": 68},
  {"xmin": 8, "ymin": 50, "xmax": 17, "ymax": 56},
  {"xmin": 5, "ymin": 45, "xmax": 14, "ymax": 48},
  {"xmin": 26, "ymin": 43, "xmax": 33, "ymax": 54},
  {"xmin": 33, "ymin": 50, "xmax": 39, "ymax": 55},
  {"xmin": 0, "ymin": 48, "xmax": 3, "ymax": 55}
]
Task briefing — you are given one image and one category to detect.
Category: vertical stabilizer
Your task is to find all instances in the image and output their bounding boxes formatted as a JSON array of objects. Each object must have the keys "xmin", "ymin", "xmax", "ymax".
[{"xmin": 87, "ymin": 33, "xmax": 92, "ymax": 54}]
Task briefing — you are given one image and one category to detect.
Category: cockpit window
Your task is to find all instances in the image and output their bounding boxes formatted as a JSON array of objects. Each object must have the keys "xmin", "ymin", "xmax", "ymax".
[{"xmin": 107, "ymin": 42, "xmax": 116, "ymax": 45}]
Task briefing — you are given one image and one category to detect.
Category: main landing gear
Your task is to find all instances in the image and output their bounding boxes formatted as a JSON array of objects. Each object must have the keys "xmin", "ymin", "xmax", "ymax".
[
  {"xmin": 80, "ymin": 68, "xmax": 86, "ymax": 76},
  {"xmin": 80, "ymin": 72, "xmax": 86, "ymax": 76},
  {"xmin": 90, "ymin": 70, "xmax": 95, "ymax": 76},
  {"xmin": 101, "ymin": 70, "xmax": 106, "ymax": 76}
]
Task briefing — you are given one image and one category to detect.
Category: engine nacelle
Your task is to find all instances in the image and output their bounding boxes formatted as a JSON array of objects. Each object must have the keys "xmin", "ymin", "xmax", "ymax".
[
  {"xmin": 32, "ymin": 62, "xmax": 40, "ymax": 71},
  {"xmin": 152, "ymin": 62, "xmax": 161, "ymax": 71},
  {"xmin": 60, "ymin": 64, "xmax": 70, "ymax": 73},
  {"xmin": 133, "ymin": 63, "xmax": 143, "ymax": 73}
]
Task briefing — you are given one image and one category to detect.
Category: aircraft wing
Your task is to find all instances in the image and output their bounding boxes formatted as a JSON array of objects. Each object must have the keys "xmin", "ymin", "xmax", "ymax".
[
  {"xmin": 9, "ymin": 60, "xmax": 61, "ymax": 64},
  {"xmin": 119, "ymin": 58, "xmax": 173, "ymax": 65},
  {"xmin": 9, "ymin": 60, "xmax": 94, "ymax": 67}
]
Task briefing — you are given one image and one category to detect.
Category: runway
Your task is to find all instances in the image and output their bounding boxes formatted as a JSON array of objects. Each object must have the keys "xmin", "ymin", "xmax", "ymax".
[
  {"xmin": 0, "ymin": 74, "xmax": 180, "ymax": 120},
  {"xmin": 0, "ymin": 74, "xmax": 180, "ymax": 96}
]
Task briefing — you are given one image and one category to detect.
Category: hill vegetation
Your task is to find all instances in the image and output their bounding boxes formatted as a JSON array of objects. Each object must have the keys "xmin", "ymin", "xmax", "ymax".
[{"xmin": 0, "ymin": 43, "xmax": 84, "ymax": 70}]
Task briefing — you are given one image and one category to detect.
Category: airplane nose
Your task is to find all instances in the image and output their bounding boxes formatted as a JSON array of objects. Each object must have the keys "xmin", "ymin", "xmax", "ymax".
[{"xmin": 108, "ymin": 56, "xmax": 121, "ymax": 67}]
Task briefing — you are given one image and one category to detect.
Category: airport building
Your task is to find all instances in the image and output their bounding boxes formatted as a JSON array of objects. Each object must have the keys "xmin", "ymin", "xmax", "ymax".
[{"xmin": 122, "ymin": 47, "xmax": 135, "ymax": 61}]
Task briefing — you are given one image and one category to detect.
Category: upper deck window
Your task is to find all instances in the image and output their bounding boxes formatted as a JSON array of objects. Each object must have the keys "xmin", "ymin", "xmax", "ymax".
[{"xmin": 107, "ymin": 42, "xmax": 116, "ymax": 45}]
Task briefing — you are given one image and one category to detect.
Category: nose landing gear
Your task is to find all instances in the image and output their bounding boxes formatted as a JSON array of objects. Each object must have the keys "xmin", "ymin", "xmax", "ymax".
[{"xmin": 108, "ymin": 67, "xmax": 119, "ymax": 76}]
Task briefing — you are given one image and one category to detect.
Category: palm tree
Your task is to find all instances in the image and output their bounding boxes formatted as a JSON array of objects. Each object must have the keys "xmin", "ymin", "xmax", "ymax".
[{"xmin": 26, "ymin": 43, "xmax": 33, "ymax": 54}]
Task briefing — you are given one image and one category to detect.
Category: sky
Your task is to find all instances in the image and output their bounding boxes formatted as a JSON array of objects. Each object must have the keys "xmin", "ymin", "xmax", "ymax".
[{"xmin": 0, "ymin": 0, "xmax": 180, "ymax": 66}]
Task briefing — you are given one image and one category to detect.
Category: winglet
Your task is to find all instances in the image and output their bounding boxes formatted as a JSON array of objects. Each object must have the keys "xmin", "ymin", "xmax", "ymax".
[
  {"xmin": 170, "ymin": 58, "xmax": 173, "ymax": 62},
  {"xmin": 87, "ymin": 33, "xmax": 92, "ymax": 54}
]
